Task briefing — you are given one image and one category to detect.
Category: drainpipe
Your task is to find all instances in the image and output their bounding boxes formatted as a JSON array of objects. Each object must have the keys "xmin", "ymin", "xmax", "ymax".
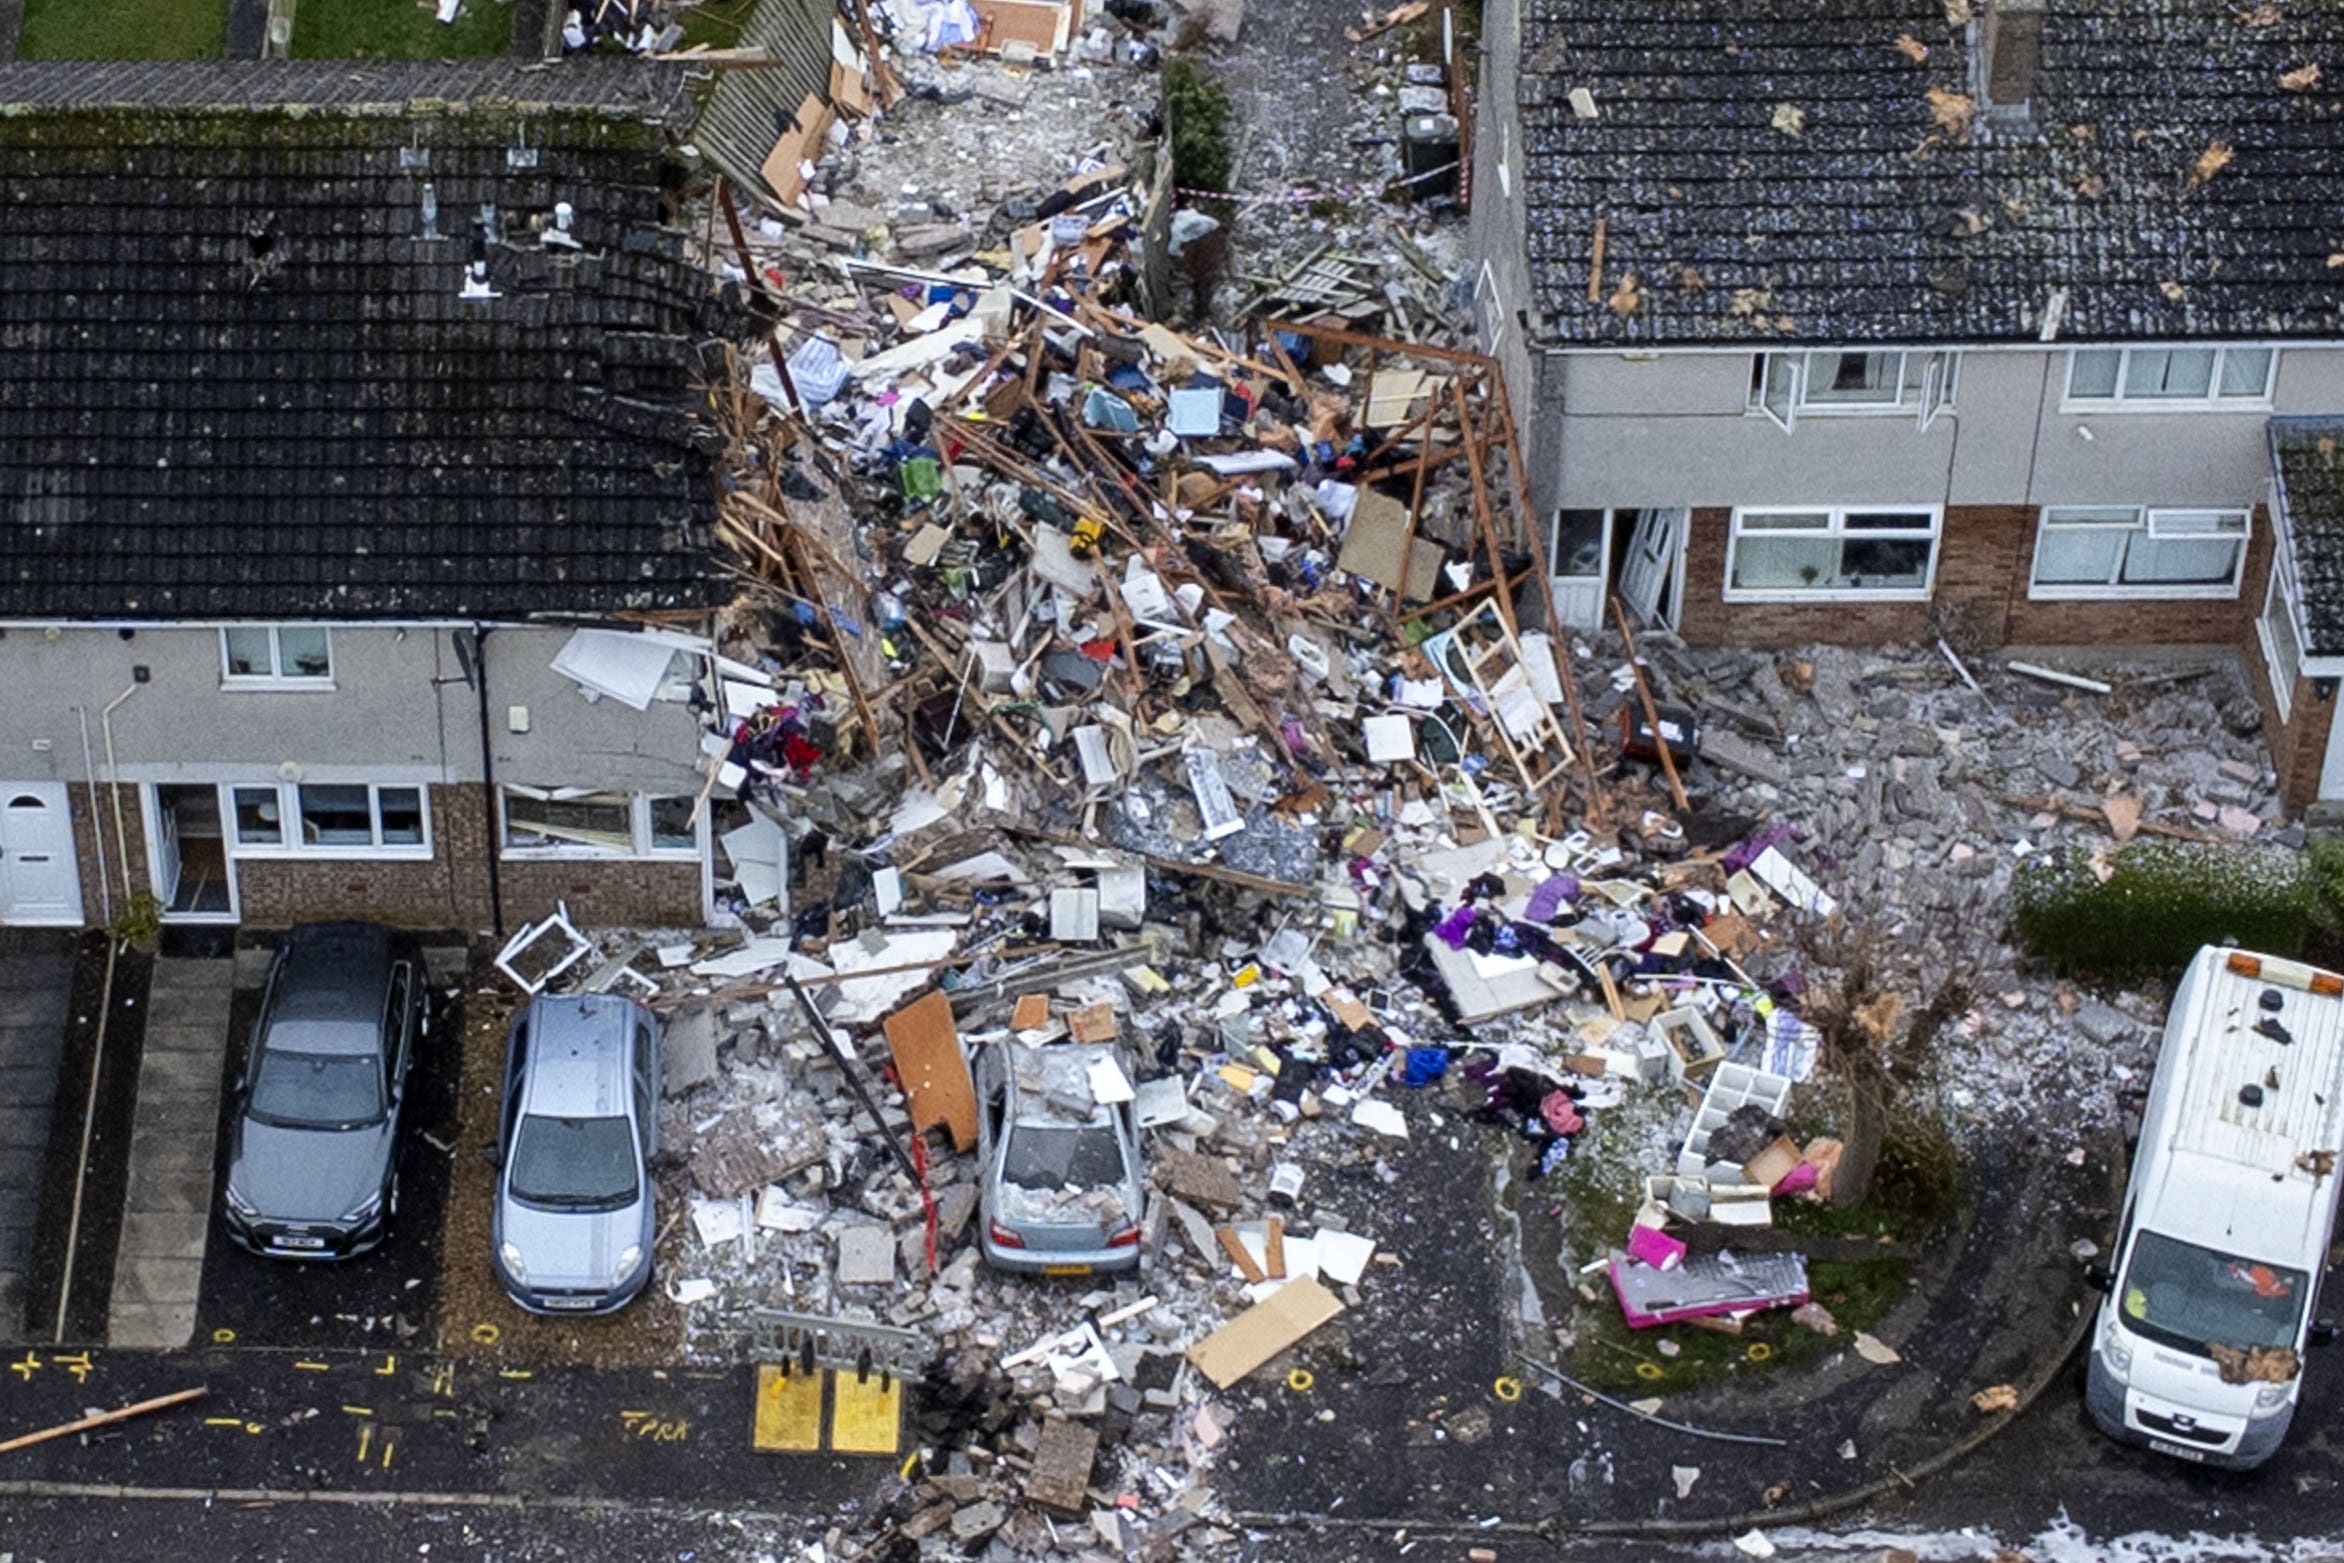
[
  {"xmin": 470, "ymin": 625, "xmax": 505, "ymax": 938},
  {"xmin": 99, "ymin": 684, "xmax": 140, "ymax": 902},
  {"xmin": 75, "ymin": 706, "xmax": 112, "ymax": 928}
]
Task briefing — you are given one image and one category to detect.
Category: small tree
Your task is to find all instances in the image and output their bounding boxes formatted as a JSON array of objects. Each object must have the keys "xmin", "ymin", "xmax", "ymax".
[{"xmin": 1798, "ymin": 922, "xmax": 1966, "ymax": 1208}]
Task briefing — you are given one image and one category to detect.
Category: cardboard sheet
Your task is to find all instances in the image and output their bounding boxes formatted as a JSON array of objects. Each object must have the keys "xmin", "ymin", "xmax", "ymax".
[
  {"xmin": 882, "ymin": 990, "xmax": 979, "ymax": 1151},
  {"xmin": 1186, "ymin": 1276, "xmax": 1344, "ymax": 1387},
  {"xmin": 1334, "ymin": 488, "xmax": 1443, "ymax": 601}
]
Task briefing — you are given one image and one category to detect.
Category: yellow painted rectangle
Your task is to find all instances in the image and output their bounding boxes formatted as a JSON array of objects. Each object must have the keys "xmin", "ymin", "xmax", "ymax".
[
  {"xmin": 827, "ymin": 1369, "xmax": 901, "ymax": 1456},
  {"xmin": 752, "ymin": 1363, "xmax": 824, "ymax": 1453}
]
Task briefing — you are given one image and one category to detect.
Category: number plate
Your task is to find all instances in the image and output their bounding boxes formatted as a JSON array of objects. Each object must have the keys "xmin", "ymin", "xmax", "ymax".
[
  {"xmin": 1043, "ymin": 1263, "xmax": 1091, "ymax": 1277},
  {"xmin": 275, "ymin": 1236, "xmax": 327, "ymax": 1251},
  {"xmin": 544, "ymin": 1296, "xmax": 597, "ymax": 1310},
  {"xmin": 2148, "ymin": 1437, "xmax": 2209, "ymax": 1463}
]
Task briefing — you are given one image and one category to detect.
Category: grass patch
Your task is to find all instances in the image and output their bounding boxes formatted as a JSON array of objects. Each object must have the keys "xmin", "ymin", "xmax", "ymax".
[
  {"xmin": 292, "ymin": 0, "xmax": 513, "ymax": 59},
  {"xmin": 18, "ymin": 0, "xmax": 228, "ymax": 58},
  {"xmin": 1560, "ymin": 1111, "xmax": 1959, "ymax": 1396},
  {"xmin": 2014, "ymin": 840, "xmax": 2314, "ymax": 978}
]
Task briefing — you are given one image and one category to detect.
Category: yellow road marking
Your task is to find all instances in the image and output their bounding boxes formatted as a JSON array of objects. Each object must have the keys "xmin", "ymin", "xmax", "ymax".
[
  {"xmin": 202, "ymin": 1417, "xmax": 242, "ymax": 1428},
  {"xmin": 356, "ymin": 1424, "xmax": 374, "ymax": 1464},
  {"xmin": 497, "ymin": 1369, "xmax": 533, "ymax": 1381},
  {"xmin": 293, "ymin": 1361, "xmax": 331, "ymax": 1373},
  {"xmin": 752, "ymin": 1364, "xmax": 823, "ymax": 1453},
  {"xmin": 341, "ymin": 1405, "xmax": 372, "ymax": 1417},
  {"xmin": 829, "ymin": 1369, "xmax": 901, "ymax": 1456},
  {"xmin": 374, "ymin": 1355, "xmax": 397, "ymax": 1376}
]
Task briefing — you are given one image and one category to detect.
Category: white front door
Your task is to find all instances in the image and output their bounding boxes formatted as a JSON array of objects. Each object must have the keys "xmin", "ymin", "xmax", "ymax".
[
  {"xmin": 1619, "ymin": 508, "xmax": 1689, "ymax": 629},
  {"xmin": 0, "ymin": 784, "xmax": 84, "ymax": 926},
  {"xmin": 149, "ymin": 788, "xmax": 182, "ymax": 910}
]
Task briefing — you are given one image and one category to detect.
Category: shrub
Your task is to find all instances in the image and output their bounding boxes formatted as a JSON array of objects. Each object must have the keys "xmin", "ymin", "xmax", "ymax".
[
  {"xmin": 1162, "ymin": 57, "xmax": 1233, "ymax": 194},
  {"xmin": 2013, "ymin": 841, "xmax": 2315, "ymax": 976}
]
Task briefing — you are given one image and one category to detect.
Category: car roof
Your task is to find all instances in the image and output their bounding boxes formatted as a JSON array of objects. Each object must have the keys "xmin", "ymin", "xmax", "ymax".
[
  {"xmin": 1004, "ymin": 1043, "xmax": 1123, "ymax": 1129},
  {"xmin": 519, "ymin": 995, "xmax": 643, "ymax": 1118},
  {"xmin": 265, "ymin": 922, "xmax": 400, "ymax": 1055}
]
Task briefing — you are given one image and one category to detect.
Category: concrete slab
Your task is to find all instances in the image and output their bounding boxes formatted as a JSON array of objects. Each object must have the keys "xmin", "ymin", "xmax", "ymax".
[
  {"xmin": 836, "ymin": 1225, "xmax": 896, "ymax": 1287},
  {"xmin": 0, "ymin": 1063, "xmax": 59, "ymax": 1108},
  {"xmin": 106, "ymin": 1300, "xmax": 195, "ymax": 1351},
  {"xmin": 129, "ymin": 1094, "xmax": 223, "ymax": 1139},
  {"xmin": 110, "ymin": 1255, "xmax": 203, "ymax": 1309},
  {"xmin": 124, "ymin": 1169, "xmax": 214, "ymax": 1213},
  {"xmin": 133, "ymin": 1049, "xmax": 230, "ymax": 1099},
  {"xmin": 117, "ymin": 1212, "xmax": 210, "ymax": 1264},
  {"xmin": 0, "ymin": 1106, "xmax": 51, "ymax": 1148}
]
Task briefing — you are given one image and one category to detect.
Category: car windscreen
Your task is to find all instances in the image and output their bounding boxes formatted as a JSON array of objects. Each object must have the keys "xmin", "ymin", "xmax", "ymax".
[
  {"xmin": 2119, "ymin": 1229, "xmax": 2308, "ymax": 1357},
  {"xmin": 1002, "ymin": 1122, "xmax": 1126, "ymax": 1191},
  {"xmin": 248, "ymin": 1048, "xmax": 382, "ymax": 1129},
  {"xmin": 508, "ymin": 1115, "xmax": 640, "ymax": 1210}
]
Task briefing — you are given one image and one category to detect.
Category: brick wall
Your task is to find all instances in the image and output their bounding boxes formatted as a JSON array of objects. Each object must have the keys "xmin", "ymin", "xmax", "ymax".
[
  {"xmin": 2240, "ymin": 631, "xmax": 2338, "ymax": 815},
  {"xmin": 1679, "ymin": 505, "xmax": 2277, "ymax": 653}
]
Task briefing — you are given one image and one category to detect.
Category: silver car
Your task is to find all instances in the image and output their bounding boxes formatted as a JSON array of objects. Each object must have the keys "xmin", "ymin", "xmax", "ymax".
[
  {"xmin": 976, "ymin": 1043, "xmax": 1144, "ymax": 1276},
  {"xmin": 490, "ymin": 994, "xmax": 660, "ymax": 1315}
]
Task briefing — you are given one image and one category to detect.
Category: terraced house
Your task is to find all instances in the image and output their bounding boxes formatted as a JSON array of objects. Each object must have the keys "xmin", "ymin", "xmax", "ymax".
[
  {"xmin": 0, "ymin": 59, "xmax": 746, "ymax": 933},
  {"xmin": 1467, "ymin": 0, "xmax": 2344, "ymax": 809}
]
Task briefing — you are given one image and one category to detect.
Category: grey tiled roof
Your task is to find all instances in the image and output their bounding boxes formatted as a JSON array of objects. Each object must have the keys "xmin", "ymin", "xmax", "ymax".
[
  {"xmin": 0, "ymin": 69, "xmax": 744, "ymax": 620},
  {"xmin": 2275, "ymin": 418, "xmax": 2344, "ymax": 658},
  {"xmin": 1516, "ymin": 0, "xmax": 2344, "ymax": 347}
]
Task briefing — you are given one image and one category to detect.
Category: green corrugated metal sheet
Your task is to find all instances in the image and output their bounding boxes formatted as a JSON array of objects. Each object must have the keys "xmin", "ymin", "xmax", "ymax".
[{"xmin": 692, "ymin": 0, "xmax": 839, "ymax": 209}]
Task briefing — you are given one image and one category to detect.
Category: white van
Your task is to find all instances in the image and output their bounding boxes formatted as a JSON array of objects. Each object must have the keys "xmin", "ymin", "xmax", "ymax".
[{"xmin": 2087, "ymin": 945, "xmax": 2344, "ymax": 1468}]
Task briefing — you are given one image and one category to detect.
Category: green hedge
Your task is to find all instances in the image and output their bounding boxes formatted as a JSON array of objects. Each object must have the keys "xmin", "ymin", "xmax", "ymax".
[
  {"xmin": 1162, "ymin": 58, "xmax": 1233, "ymax": 194},
  {"xmin": 2014, "ymin": 841, "xmax": 2315, "ymax": 976}
]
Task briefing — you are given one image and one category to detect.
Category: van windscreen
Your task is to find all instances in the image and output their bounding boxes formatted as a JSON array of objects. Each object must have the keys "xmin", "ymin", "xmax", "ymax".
[{"xmin": 2119, "ymin": 1230, "xmax": 2307, "ymax": 1357}]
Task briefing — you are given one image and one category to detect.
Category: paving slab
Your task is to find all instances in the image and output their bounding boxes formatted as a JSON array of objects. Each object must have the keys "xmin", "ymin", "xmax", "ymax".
[{"xmin": 106, "ymin": 956, "xmax": 232, "ymax": 1348}]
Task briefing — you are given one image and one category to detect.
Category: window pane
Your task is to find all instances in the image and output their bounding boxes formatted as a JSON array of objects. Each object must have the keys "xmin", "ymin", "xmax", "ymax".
[
  {"xmin": 505, "ymin": 790, "xmax": 633, "ymax": 852},
  {"xmin": 277, "ymin": 627, "xmax": 332, "ymax": 679},
  {"xmin": 1803, "ymin": 351, "xmax": 1901, "ymax": 404},
  {"xmin": 1552, "ymin": 510, "xmax": 1607, "ymax": 576},
  {"xmin": 2148, "ymin": 510, "xmax": 2248, "ymax": 538},
  {"xmin": 299, "ymin": 784, "xmax": 375, "ymax": 846},
  {"xmin": 2043, "ymin": 506, "xmax": 2142, "ymax": 527},
  {"xmin": 232, "ymin": 786, "xmax": 283, "ymax": 845},
  {"xmin": 1838, "ymin": 537, "xmax": 1933, "ymax": 588},
  {"xmin": 1732, "ymin": 535, "xmax": 1840, "ymax": 590},
  {"xmin": 2034, "ymin": 525, "xmax": 2125, "ymax": 585},
  {"xmin": 2068, "ymin": 350, "xmax": 2121, "ymax": 399},
  {"xmin": 649, "ymin": 796, "xmax": 698, "ymax": 852},
  {"xmin": 377, "ymin": 787, "xmax": 425, "ymax": 846},
  {"xmin": 2219, "ymin": 348, "xmax": 2273, "ymax": 398},
  {"xmin": 224, "ymin": 627, "xmax": 273, "ymax": 678},
  {"xmin": 1843, "ymin": 510, "xmax": 1936, "ymax": 533},
  {"xmin": 1739, "ymin": 511, "xmax": 1830, "ymax": 533},
  {"xmin": 2121, "ymin": 535, "xmax": 2242, "ymax": 586},
  {"xmin": 2124, "ymin": 348, "xmax": 2213, "ymax": 399}
]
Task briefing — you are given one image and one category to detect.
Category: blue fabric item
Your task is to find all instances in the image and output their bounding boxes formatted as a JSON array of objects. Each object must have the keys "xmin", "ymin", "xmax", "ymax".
[{"xmin": 1402, "ymin": 1047, "xmax": 1450, "ymax": 1087}]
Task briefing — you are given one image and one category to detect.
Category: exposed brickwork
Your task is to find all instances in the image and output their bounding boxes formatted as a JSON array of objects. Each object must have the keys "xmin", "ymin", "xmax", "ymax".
[
  {"xmin": 1680, "ymin": 505, "xmax": 2278, "ymax": 653},
  {"xmin": 2241, "ymin": 637, "xmax": 2337, "ymax": 815}
]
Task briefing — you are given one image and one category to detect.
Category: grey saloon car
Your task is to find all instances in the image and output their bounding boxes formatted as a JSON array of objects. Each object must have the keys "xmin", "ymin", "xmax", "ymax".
[
  {"xmin": 976, "ymin": 1043, "xmax": 1145, "ymax": 1276},
  {"xmin": 223, "ymin": 922, "xmax": 427, "ymax": 1259},
  {"xmin": 490, "ymin": 994, "xmax": 660, "ymax": 1315}
]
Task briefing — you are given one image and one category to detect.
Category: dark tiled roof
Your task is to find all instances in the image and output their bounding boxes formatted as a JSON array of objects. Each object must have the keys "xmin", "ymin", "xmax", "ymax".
[
  {"xmin": 0, "ymin": 73, "xmax": 744, "ymax": 620},
  {"xmin": 1516, "ymin": 0, "xmax": 2344, "ymax": 347},
  {"xmin": 2275, "ymin": 418, "xmax": 2344, "ymax": 658}
]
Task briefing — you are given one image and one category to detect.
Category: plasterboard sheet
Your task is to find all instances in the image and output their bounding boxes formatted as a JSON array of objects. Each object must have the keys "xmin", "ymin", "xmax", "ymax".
[{"xmin": 551, "ymin": 628, "xmax": 687, "ymax": 710}]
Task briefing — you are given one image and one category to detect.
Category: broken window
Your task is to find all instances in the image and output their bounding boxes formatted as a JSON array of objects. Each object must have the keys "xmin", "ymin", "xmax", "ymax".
[
  {"xmin": 1726, "ymin": 508, "xmax": 1940, "ymax": 598},
  {"xmin": 502, "ymin": 788, "xmax": 635, "ymax": 854},
  {"xmin": 1801, "ymin": 351, "xmax": 1902, "ymax": 407},
  {"xmin": 220, "ymin": 625, "xmax": 333, "ymax": 684},
  {"xmin": 2032, "ymin": 507, "xmax": 2249, "ymax": 596},
  {"xmin": 2066, "ymin": 347, "xmax": 2275, "ymax": 407},
  {"xmin": 1749, "ymin": 351, "xmax": 1958, "ymax": 426},
  {"xmin": 648, "ymin": 795, "xmax": 699, "ymax": 853}
]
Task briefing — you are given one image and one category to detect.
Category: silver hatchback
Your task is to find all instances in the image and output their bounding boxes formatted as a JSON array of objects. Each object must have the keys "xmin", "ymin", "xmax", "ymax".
[
  {"xmin": 490, "ymin": 994, "xmax": 660, "ymax": 1315},
  {"xmin": 976, "ymin": 1043, "xmax": 1145, "ymax": 1276}
]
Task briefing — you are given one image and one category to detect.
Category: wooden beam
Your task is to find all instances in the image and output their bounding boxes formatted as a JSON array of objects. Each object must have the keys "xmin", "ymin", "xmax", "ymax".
[{"xmin": 0, "ymin": 1387, "xmax": 205, "ymax": 1455}]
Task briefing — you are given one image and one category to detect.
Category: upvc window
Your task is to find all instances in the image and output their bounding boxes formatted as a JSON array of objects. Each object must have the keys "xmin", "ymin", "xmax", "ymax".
[
  {"xmin": 228, "ymin": 782, "xmax": 429, "ymax": 856},
  {"xmin": 2030, "ymin": 507, "xmax": 2249, "ymax": 598},
  {"xmin": 221, "ymin": 626, "xmax": 333, "ymax": 686},
  {"xmin": 1749, "ymin": 351, "xmax": 1959, "ymax": 430},
  {"xmin": 1725, "ymin": 508, "xmax": 1941, "ymax": 599},
  {"xmin": 2260, "ymin": 552, "xmax": 2306, "ymax": 723},
  {"xmin": 2064, "ymin": 347, "xmax": 2275, "ymax": 407},
  {"xmin": 501, "ymin": 788, "xmax": 703, "ymax": 858}
]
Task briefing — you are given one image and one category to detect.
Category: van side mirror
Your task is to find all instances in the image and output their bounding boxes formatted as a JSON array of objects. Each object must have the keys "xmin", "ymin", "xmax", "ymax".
[
  {"xmin": 2085, "ymin": 1263, "xmax": 2113, "ymax": 1292},
  {"xmin": 2312, "ymin": 1318, "xmax": 2339, "ymax": 1346}
]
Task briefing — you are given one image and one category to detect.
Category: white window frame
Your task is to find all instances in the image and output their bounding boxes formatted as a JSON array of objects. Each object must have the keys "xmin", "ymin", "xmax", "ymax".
[
  {"xmin": 219, "ymin": 626, "xmax": 335, "ymax": 688},
  {"xmin": 1749, "ymin": 350, "xmax": 1960, "ymax": 431},
  {"xmin": 2061, "ymin": 346, "xmax": 2277, "ymax": 410},
  {"xmin": 225, "ymin": 781, "xmax": 431, "ymax": 860},
  {"xmin": 1724, "ymin": 506, "xmax": 1943, "ymax": 603},
  {"xmin": 2027, "ymin": 506, "xmax": 2252, "ymax": 601},
  {"xmin": 2260, "ymin": 550, "xmax": 2306, "ymax": 724},
  {"xmin": 499, "ymin": 787, "xmax": 705, "ymax": 861}
]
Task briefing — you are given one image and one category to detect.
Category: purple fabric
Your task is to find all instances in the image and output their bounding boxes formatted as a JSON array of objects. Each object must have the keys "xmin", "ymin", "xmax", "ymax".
[
  {"xmin": 1435, "ymin": 905, "xmax": 1478, "ymax": 949},
  {"xmin": 1721, "ymin": 820, "xmax": 1797, "ymax": 874},
  {"xmin": 1524, "ymin": 875, "xmax": 1577, "ymax": 924}
]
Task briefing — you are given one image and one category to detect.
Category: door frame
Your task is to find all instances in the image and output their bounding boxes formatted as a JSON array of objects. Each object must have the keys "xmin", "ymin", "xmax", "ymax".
[
  {"xmin": 0, "ymin": 781, "xmax": 86, "ymax": 927},
  {"xmin": 143, "ymin": 783, "xmax": 240, "ymax": 923}
]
